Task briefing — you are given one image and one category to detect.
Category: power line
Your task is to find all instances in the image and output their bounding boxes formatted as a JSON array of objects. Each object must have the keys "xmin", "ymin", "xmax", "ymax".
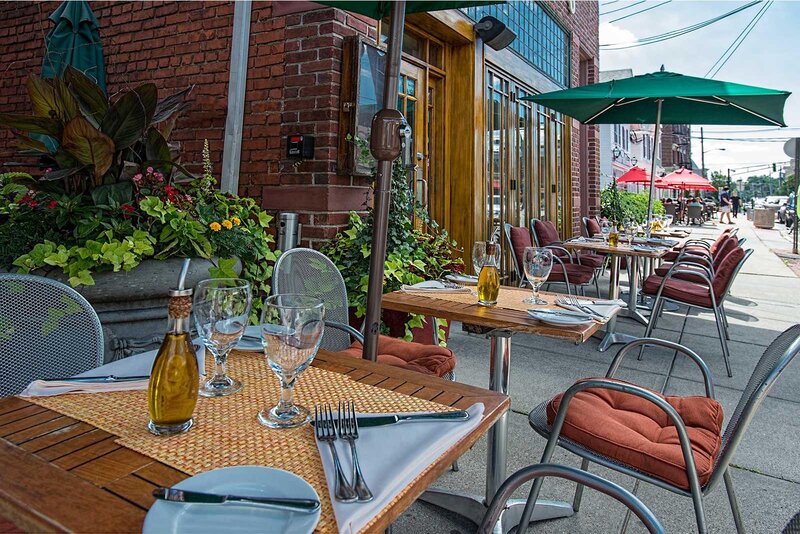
[
  {"xmin": 600, "ymin": 0, "xmax": 646, "ymax": 17},
  {"xmin": 693, "ymin": 127, "xmax": 800, "ymax": 134},
  {"xmin": 690, "ymin": 136, "xmax": 790, "ymax": 142},
  {"xmin": 601, "ymin": 1, "xmax": 762, "ymax": 50},
  {"xmin": 705, "ymin": 0, "xmax": 773, "ymax": 78},
  {"xmin": 608, "ymin": 0, "xmax": 672, "ymax": 24}
]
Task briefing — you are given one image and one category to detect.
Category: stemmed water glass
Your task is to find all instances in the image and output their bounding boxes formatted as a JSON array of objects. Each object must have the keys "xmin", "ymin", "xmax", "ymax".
[
  {"xmin": 472, "ymin": 241, "xmax": 487, "ymax": 275},
  {"xmin": 258, "ymin": 294, "xmax": 325, "ymax": 429},
  {"xmin": 522, "ymin": 247, "xmax": 553, "ymax": 305},
  {"xmin": 193, "ymin": 278, "xmax": 252, "ymax": 397},
  {"xmin": 601, "ymin": 225, "xmax": 611, "ymax": 244}
]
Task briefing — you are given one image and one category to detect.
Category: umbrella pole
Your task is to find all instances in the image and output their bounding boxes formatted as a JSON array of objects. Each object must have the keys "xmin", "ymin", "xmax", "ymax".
[
  {"xmin": 362, "ymin": 0, "xmax": 406, "ymax": 362},
  {"xmin": 646, "ymin": 99, "xmax": 663, "ymax": 233}
]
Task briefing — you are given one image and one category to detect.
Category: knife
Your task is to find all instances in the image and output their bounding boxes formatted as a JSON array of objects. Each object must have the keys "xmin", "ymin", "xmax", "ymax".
[
  {"xmin": 351, "ymin": 410, "xmax": 470, "ymax": 428},
  {"xmin": 43, "ymin": 375, "xmax": 150, "ymax": 383},
  {"xmin": 152, "ymin": 488, "xmax": 320, "ymax": 513}
]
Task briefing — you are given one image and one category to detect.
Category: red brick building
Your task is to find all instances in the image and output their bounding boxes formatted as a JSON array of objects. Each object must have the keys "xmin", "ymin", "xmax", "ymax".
[{"xmin": 0, "ymin": 1, "xmax": 599, "ymax": 275}]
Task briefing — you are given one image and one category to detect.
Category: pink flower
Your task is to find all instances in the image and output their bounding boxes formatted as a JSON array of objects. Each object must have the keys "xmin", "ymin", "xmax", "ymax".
[
  {"xmin": 44, "ymin": 167, "xmax": 52, "ymax": 173},
  {"xmin": 46, "ymin": 200, "xmax": 58, "ymax": 209},
  {"xmin": 146, "ymin": 166, "xmax": 154, "ymax": 174},
  {"xmin": 133, "ymin": 174, "xmax": 142, "ymax": 183}
]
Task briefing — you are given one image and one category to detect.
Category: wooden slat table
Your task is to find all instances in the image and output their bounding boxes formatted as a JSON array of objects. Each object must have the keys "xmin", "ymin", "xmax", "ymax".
[
  {"xmin": 381, "ymin": 286, "xmax": 615, "ymax": 530},
  {"xmin": 0, "ymin": 351, "xmax": 508, "ymax": 533},
  {"xmin": 563, "ymin": 239, "xmax": 678, "ymax": 351}
]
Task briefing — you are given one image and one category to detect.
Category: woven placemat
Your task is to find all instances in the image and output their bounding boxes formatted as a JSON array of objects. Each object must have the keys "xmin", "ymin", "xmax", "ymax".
[{"xmin": 28, "ymin": 350, "xmax": 451, "ymax": 533}]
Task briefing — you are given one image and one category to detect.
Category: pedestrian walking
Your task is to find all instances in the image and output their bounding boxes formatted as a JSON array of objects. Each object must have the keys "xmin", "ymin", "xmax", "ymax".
[
  {"xmin": 731, "ymin": 190, "xmax": 741, "ymax": 218},
  {"xmin": 719, "ymin": 186, "xmax": 733, "ymax": 224}
]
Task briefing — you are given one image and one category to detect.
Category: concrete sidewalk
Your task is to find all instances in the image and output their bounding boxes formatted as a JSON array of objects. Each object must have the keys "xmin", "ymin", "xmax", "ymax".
[{"xmin": 395, "ymin": 218, "xmax": 800, "ymax": 533}]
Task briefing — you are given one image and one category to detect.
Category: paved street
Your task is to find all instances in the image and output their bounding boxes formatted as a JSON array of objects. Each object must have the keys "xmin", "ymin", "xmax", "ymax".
[{"xmin": 396, "ymin": 218, "xmax": 800, "ymax": 533}]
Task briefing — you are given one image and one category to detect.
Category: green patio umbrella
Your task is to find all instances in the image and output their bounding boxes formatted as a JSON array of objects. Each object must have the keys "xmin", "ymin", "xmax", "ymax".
[
  {"xmin": 317, "ymin": 0, "xmax": 502, "ymax": 362},
  {"xmin": 523, "ymin": 68, "xmax": 790, "ymax": 229},
  {"xmin": 42, "ymin": 1, "xmax": 106, "ymax": 93}
]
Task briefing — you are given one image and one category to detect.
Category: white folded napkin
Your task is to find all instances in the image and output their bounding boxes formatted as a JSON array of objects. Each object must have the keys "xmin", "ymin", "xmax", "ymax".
[
  {"xmin": 316, "ymin": 403, "xmax": 484, "ymax": 534},
  {"xmin": 400, "ymin": 280, "xmax": 472, "ymax": 293},
  {"xmin": 19, "ymin": 341, "xmax": 205, "ymax": 397},
  {"xmin": 556, "ymin": 298, "xmax": 625, "ymax": 323},
  {"xmin": 19, "ymin": 378, "xmax": 150, "ymax": 397}
]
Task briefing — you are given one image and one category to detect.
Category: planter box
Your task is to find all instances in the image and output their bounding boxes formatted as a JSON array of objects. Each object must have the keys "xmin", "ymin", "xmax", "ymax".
[
  {"xmin": 39, "ymin": 258, "xmax": 238, "ymax": 363},
  {"xmin": 347, "ymin": 308, "xmax": 451, "ymax": 347},
  {"xmin": 754, "ymin": 208, "xmax": 776, "ymax": 229}
]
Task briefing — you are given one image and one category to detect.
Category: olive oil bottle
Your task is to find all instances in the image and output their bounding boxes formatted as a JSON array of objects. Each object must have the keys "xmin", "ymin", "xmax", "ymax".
[
  {"xmin": 477, "ymin": 241, "xmax": 500, "ymax": 306},
  {"xmin": 148, "ymin": 271, "xmax": 199, "ymax": 436}
]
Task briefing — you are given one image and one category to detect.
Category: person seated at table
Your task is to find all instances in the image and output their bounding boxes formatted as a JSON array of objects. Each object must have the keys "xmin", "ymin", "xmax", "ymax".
[
  {"xmin": 688, "ymin": 196, "xmax": 703, "ymax": 207},
  {"xmin": 664, "ymin": 198, "xmax": 673, "ymax": 204}
]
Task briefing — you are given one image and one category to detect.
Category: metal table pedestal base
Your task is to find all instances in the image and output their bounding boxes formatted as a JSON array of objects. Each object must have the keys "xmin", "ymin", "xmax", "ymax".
[
  {"xmin": 418, "ymin": 490, "xmax": 574, "ymax": 533},
  {"xmin": 416, "ymin": 332, "xmax": 573, "ymax": 532}
]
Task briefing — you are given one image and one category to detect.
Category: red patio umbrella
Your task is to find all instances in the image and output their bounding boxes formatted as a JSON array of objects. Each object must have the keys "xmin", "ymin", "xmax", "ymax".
[
  {"xmin": 660, "ymin": 168, "xmax": 717, "ymax": 191},
  {"xmin": 615, "ymin": 166, "xmax": 651, "ymax": 185}
]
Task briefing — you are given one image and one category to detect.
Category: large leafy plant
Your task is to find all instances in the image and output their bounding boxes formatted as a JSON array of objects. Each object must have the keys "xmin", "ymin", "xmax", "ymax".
[
  {"xmin": 601, "ymin": 182, "xmax": 665, "ymax": 224},
  {"xmin": 0, "ymin": 66, "xmax": 192, "ymax": 196},
  {"xmin": 321, "ymin": 151, "xmax": 463, "ymax": 344},
  {"xmin": 2, "ymin": 141, "xmax": 277, "ymax": 323}
]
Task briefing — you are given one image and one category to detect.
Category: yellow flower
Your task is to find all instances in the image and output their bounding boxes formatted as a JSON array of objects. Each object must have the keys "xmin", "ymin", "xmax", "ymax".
[
  {"xmin": 209, "ymin": 222, "xmax": 222, "ymax": 232},
  {"xmin": 222, "ymin": 219, "xmax": 233, "ymax": 230},
  {"xmin": 232, "ymin": 216, "xmax": 241, "ymax": 226}
]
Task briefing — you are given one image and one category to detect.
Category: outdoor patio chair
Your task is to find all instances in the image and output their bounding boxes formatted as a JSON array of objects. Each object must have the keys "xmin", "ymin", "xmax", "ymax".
[
  {"xmin": 478, "ymin": 463, "xmax": 665, "ymax": 534},
  {"xmin": 686, "ymin": 204, "xmax": 704, "ymax": 225},
  {"xmin": 581, "ymin": 216, "xmax": 601, "ymax": 238},
  {"xmin": 654, "ymin": 234, "xmax": 739, "ymax": 282},
  {"xmin": 0, "ymin": 274, "xmax": 104, "ymax": 397},
  {"xmin": 271, "ymin": 248, "xmax": 456, "ymax": 380},
  {"xmin": 522, "ymin": 328, "xmax": 800, "ymax": 534},
  {"xmin": 663, "ymin": 228, "xmax": 736, "ymax": 262},
  {"xmin": 664, "ymin": 202, "xmax": 678, "ymax": 219},
  {"xmin": 529, "ymin": 219, "xmax": 602, "ymax": 296},
  {"xmin": 504, "ymin": 223, "xmax": 599, "ymax": 297},
  {"xmin": 641, "ymin": 245, "xmax": 753, "ymax": 377}
]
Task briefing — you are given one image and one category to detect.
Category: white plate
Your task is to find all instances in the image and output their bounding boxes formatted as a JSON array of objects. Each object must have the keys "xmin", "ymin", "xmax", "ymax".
[
  {"xmin": 143, "ymin": 466, "xmax": 320, "ymax": 534},
  {"xmin": 446, "ymin": 274, "xmax": 478, "ymax": 286},
  {"xmin": 235, "ymin": 325, "xmax": 262, "ymax": 352},
  {"xmin": 526, "ymin": 310, "xmax": 594, "ymax": 327}
]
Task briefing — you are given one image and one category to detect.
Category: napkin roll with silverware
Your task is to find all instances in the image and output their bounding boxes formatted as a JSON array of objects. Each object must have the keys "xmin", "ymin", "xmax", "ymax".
[{"xmin": 400, "ymin": 280, "xmax": 472, "ymax": 294}]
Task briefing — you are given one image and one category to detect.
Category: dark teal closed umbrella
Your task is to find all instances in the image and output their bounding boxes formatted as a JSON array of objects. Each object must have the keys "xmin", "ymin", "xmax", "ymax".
[{"xmin": 42, "ymin": 1, "xmax": 106, "ymax": 93}]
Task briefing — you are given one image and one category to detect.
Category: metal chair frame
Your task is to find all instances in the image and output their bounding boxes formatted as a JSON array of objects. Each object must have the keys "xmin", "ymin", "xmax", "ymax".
[
  {"xmin": 478, "ymin": 463, "xmax": 665, "ymax": 534},
  {"xmin": 523, "ymin": 329, "xmax": 800, "ymax": 534},
  {"xmin": 528, "ymin": 219, "xmax": 601, "ymax": 297},
  {"xmin": 0, "ymin": 273, "xmax": 104, "ymax": 397},
  {"xmin": 271, "ymin": 248, "xmax": 450, "ymax": 381},
  {"xmin": 643, "ymin": 248, "xmax": 753, "ymax": 377}
]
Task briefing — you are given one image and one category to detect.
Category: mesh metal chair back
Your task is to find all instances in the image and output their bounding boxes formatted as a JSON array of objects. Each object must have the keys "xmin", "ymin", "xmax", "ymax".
[
  {"xmin": 687, "ymin": 204, "xmax": 703, "ymax": 222},
  {"xmin": 664, "ymin": 203, "xmax": 678, "ymax": 218},
  {"xmin": 0, "ymin": 274, "xmax": 104, "ymax": 397},
  {"xmin": 713, "ymin": 324, "xmax": 800, "ymax": 479},
  {"xmin": 271, "ymin": 248, "xmax": 353, "ymax": 352}
]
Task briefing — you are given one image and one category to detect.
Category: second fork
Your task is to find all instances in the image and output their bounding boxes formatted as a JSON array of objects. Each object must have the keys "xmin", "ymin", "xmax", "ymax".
[{"xmin": 338, "ymin": 400, "xmax": 374, "ymax": 502}]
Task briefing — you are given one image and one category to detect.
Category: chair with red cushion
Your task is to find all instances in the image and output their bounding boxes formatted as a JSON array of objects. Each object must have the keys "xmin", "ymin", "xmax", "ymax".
[
  {"xmin": 271, "ymin": 248, "xmax": 456, "ymax": 380},
  {"xmin": 655, "ymin": 234, "xmax": 738, "ymax": 282},
  {"xmin": 663, "ymin": 228, "xmax": 737, "ymax": 262},
  {"xmin": 528, "ymin": 219, "xmax": 601, "ymax": 296},
  {"xmin": 504, "ymin": 223, "xmax": 599, "ymax": 297},
  {"xmin": 642, "ymin": 246, "xmax": 752, "ymax": 377},
  {"xmin": 520, "ymin": 329, "xmax": 800, "ymax": 534}
]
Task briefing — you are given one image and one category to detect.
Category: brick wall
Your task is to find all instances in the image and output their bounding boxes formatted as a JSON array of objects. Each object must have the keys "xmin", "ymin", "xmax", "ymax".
[{"xmin": 0, "ymin": 1, "xmax": 235, "ymax": 177}]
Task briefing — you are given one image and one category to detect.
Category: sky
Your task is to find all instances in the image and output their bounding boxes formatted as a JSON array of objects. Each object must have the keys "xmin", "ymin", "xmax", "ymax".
[{"xmin": 598, "ymin": 0, "xmax": 800, "ymax": 182}]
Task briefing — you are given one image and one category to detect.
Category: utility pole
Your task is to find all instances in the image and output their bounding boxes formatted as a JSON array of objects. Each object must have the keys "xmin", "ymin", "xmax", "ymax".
[
  {"xmin": 700, "ymin": 127, "xmax": 706, "ymax": 178},
  {"xmin": 794, "ymin": 138, "xmax": 799, "ymax": 255},
  {"xmin": 727, "ymin": 168, "xmax": 731, "ymax": 190}
]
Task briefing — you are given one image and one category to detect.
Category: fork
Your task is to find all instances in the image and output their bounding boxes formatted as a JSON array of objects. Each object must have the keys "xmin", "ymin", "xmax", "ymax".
[
  {"xmin": 338, "ymin": 401, "xmax": 374, "ymax": 502},
  {"xmin": 315, "ymin": 404, "xmax": 357, "ymax": 502},
  {"xmin": 556, "ymin": 296, "xmax": 604, "ymax": 321}
]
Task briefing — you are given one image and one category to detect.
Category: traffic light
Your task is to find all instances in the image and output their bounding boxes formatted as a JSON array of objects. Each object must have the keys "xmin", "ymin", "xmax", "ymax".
[{"xmin": 773, "ymin": 163, "xmax": 777, "ymax": 172}]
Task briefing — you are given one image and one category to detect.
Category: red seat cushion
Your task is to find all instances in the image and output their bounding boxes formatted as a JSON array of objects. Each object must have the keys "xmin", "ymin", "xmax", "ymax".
[
  {"xmin": 508, "ymin": 226, "xmax": 533, "ymax": 275},
  {"xmin": 547, "ymin": 379, "xmax": 724, "ymax": 489},
  {"xmin": 534, "ymin": 220, "xmax": 561, "ymax": 247},
  {"xmin": 340, "ymin": 336, "xmax": 456, "ymax": 377},
  {"xmin": 711, "ymin": 247, "xmax": 745, "ymax": 301},
  {"xmin": 576, "ymin": 253, "xmax": 604, "ymax": 269},
  {"xmin": 586, "ymin": 218, "xmax": 601, "ymax": 237},
  {"xmin": 549, "ymin": 263, "xmax": 595, "ymax": 285},
  {"xmin": 642, "ymin": 274, "xmax": 713, "ymax": 307}
]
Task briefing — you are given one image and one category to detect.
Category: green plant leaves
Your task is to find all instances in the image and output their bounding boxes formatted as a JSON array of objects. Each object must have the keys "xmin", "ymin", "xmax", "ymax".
[
  {"xmin": 62, "ymin": 116, "xmax": 114, "ymax": 179},
  {"xmin": 13, "ymin": 133, "xmax": 49, "ymax": 153},
  {"xmin": 0, "ymin": 113, "xmax": 61, "ymax": 137},
  {"xmin": 153, "ymin": 85, "xmax": 193, "ymax": 124},
  {"xmin": 63, "ymin": 65, "xmax": 108, "ymax": 126},
  {"xmin": 90, "ymin": 182, "xmax": 133, "ymax": 207},
  {"xmin": 145, "ymin": 127, "xmax": 171, "ymax": 162},
  {"xmin": 100, "ymin": 83, "xmax": 157, "ymax": 149}
]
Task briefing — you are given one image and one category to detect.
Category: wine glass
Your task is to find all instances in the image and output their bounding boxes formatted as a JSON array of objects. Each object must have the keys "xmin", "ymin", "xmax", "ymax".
[
  {"xmin": 522, "ymin": 247, "xmax": 553, "ymax": 305},
  {"xmin": 472, "ymin": 241, "xmax": 487, "ymax": 275},
  {"xmin": 258, "ymin": 294, "xmax": 325, "ymax": 429},
  {"xmin": 193, "ymin": 278, "xmax": 252, "ymax": 397},
  {"xmin": 601, "ymin": 225, "xmax": 611, "ymax": 244}
]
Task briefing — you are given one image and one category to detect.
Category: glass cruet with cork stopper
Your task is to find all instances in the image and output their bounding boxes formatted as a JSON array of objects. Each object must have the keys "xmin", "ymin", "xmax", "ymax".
[{"xmin": 148, "ymin": 259, "xmax": 200, "ymax": 436}]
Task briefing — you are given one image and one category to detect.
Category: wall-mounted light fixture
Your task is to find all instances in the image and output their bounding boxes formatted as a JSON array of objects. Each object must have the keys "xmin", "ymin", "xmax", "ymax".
[
  {"xmin": 612, "ymin": 147, "xmax": 621, "ymax": 160},
  {"xmin": 631, "ymin": 157, "xmax": 638, "ymax": 166},
  {"xmin": 474, "ymin": 16, "xmax": 516, "ymax": 51}
]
